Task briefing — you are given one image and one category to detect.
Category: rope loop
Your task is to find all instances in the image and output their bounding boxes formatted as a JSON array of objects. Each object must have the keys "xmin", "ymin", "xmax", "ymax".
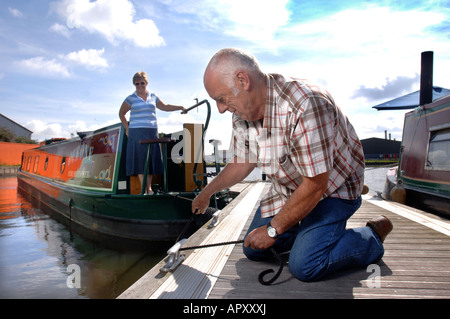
[{"xmin": 258, "ymin": 248, "xmax": 285, "ymax": 285}]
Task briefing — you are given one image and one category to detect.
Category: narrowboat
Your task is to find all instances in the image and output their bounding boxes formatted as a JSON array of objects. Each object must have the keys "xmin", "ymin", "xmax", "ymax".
[
  {"xmin": 383, "ymin": 95, "xmax": 450, "ymax": 216},
  {"xmin": 17, "ymin": 100, "xmax": 230, "ymax": 242},
  {"xmin": 378, "ymin": 52, "xmax": 450, "ymax": 216}
]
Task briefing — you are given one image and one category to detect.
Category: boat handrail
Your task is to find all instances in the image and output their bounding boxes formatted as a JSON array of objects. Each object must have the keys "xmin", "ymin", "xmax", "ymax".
[
  {"xmin": 184, "ymin": 99, "xmax": 211, "ymax": 132},
  {"xmin": 139, "ymin": 138, "xmax": 174, "ymax": 194},
  {"xmin": 139, "ymin": 99, "xmax": 212, "ymax": 195}
]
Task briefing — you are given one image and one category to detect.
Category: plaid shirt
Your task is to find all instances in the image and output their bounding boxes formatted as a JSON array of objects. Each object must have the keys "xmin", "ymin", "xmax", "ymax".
[{"xmin": 230, "ymin": 74, "xmax": 365, "ymax": 218}]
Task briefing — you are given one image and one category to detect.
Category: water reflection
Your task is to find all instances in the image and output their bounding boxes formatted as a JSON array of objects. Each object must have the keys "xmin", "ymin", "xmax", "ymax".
[{"xmin": 0, "ymin": 176, "xmax": 168, "ymax": 299}]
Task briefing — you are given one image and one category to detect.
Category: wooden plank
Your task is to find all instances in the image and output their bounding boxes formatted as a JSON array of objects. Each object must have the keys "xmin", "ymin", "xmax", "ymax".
[
  {"xmin": 117, "ymin": 182, "xmax": 268, "ymax": 299},
  {"xmin": 149, "ymin": 182, "xmax": 267, "ymax": 299},
  {"xmin": 362, "ymin": 194, "xmax": 450, "ymax": 236},
  {"xmin": 208, "ymin": 195, "xmax": 450, "ymax": 299},
  {"xmin": 120, "ymin": 182, "xmax": 450, "ymax": 299}
]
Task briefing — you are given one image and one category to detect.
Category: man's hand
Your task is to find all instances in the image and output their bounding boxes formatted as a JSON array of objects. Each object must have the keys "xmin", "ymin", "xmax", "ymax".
[
  {"xmin": 191, "ymin": 159, "xmax": 257, "ymax": 215},
  {"xmin": 244, "ymin": 226, "xmax": 277, "ymax": 250},
  {"xmin": 191, "ymin": 192, "xmax": 211, "ymax": 214}
]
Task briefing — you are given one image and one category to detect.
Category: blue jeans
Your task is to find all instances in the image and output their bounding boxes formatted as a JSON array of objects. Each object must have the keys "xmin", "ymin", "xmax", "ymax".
[{"xmin": 243, "ymin": 197, "xmax": 384, "ymax": 282}]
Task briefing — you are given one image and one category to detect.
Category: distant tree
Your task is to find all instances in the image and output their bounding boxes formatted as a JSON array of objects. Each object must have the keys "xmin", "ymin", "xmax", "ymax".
[
  {"xmin": 15, "ymin": 136, "xmax": 38, "ymax": 144},
  {"xmin": 0, "ymin": 127, "xmax": 37, "ymax": 144},
  {"xmin": 0, "ymin": 127, "xmax": 14, "ymax": 142}
]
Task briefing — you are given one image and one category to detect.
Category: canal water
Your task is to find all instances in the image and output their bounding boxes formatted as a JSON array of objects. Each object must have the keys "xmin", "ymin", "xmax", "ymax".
[
  {"xmin": 0, "ymin": 167, "xmax": 388, "ymax": 299},
  {"xmin": 0, "ymin": 176, "xmax": 170, "ymax": 299}
]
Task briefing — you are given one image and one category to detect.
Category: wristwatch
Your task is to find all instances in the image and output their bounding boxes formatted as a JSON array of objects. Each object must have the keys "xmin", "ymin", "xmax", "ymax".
[{"xmin": 267, "ymin": 221, "xmax": 278, "ymax": 238}]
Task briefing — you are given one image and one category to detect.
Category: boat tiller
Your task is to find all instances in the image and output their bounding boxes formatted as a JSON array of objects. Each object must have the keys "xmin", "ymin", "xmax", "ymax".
[{"xmin": 160, "ymin": 239, "xmax": 188, "ymax": 273}]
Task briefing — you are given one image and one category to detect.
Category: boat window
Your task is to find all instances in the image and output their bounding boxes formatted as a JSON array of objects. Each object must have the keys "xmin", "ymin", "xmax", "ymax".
[
  {"xmin": 60, "ymin": 156, "xmax": 66, "ymax": 174},
  {"xmin": 33, "ymin": 156, "xmax": 39, "ymax": 173},
  {"xmin": 44, "ymin": 156, "xmax": 48, "ymax": 170},
  {"xmin": 26, "ymin": 156, "xmax": 32, "ymax": 171},
  {"xmin": 426, "ymin": 128, "xmax": 450, "ymax": 171}
]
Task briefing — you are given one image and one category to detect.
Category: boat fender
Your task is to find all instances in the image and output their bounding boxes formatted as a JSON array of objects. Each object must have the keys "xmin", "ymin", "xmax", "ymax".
[
  {"xmin": 390, "ymin": 185, "xmax": 406, "ymax": 204},
  {"xmin": 362, "ymin": 184, "xmax": 369, "ymax": 195}
]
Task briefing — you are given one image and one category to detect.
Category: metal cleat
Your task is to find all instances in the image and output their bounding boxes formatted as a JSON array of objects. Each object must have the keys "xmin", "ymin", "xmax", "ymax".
[
  {"xmin": 160, "ymin": 238, "xmax": 188, "ymax": 273},
  {"xmin": 207, "ymin": 210, "xmax": 222, "ymax": 229}
]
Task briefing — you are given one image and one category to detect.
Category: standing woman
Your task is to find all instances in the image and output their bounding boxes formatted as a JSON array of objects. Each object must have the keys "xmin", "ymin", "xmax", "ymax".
[{"xmin": 119, "ymin": 71, "xmax": 186, "ymax": 194}]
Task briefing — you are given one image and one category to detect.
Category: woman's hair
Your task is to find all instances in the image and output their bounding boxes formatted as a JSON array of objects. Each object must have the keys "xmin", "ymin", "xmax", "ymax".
[{"xmin": 132, "ymin": 71, "xmax": 149, "ymax": 84}]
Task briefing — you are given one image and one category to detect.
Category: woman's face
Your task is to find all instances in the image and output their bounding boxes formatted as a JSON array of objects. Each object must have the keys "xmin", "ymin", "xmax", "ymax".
[{"xmin": 134, "ymin": 77, "xmax": 148, "ymax": 94}]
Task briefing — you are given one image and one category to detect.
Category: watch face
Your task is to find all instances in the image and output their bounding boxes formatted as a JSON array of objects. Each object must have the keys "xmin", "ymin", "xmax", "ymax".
[{"xmin": 268, "ymin": 226, "xmax": 277, "ymax": 238}]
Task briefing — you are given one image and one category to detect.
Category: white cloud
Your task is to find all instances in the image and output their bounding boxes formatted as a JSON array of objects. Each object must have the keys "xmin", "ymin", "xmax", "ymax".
[
  {"xmin": 15, "ymin": 49, "xmax": 108, "ymax": 78},
  {"xmin": 67, "ymin": 120, "xmax": 108, "ymax": 134},
  {"xmin": 228, "ymin": 4, "xmax": 448, "ymax": 143},
  {"xmin": 16, "ymin": 56, "xmax": 71, "ymax": 78},
  {"xmin": 50, "ymin": 23, "xmax": 71, "ymax": 38},
  {"xmin": 352, "ymin": 74, "xmax": 420, "ymax": 101},
  {"xmin": 161, "ymin": 3, "xmax": 448, "ymax": 143},
  {"xmin": 213, "ymin": 0, "xmax": 290, "ymax": 42},
  {"xmin": 52, "ymin": 0, "xmax": 165, "ymax": 47},
  {"xmin": 8, "ymin": 7, "xmax": 23, "ymax": 18},
  {"xmin": 63, "ymin": 48, "xmax": 109, "ymax": 70},
  {"xmin": 165, "ymin": 0, "xmax": 290, "ymax": 44},
  {"xmin": 348, "ymin": 111, "xmax": 405, "ymax": 141},
  {"xmin": 27, "ymin": 119, "xmax": 118, "ymax": 142},
  {"xmin": 26, "ymin": 119, "xmax": 67, "ymax": 141},
  {"xmin": 264, "ymin": 6, "xmax": 448, "ymax": 106},
  {"xmin": 157, "ymin": 112, "xmax": 198, "ymax": 135},
  {"xmin": 281, "ymin": 6, "xmax": 447, "ymax": 61}
]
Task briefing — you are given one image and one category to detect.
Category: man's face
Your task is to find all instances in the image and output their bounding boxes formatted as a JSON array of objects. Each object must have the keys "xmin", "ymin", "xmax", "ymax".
[{"xmin": 205, "ymin": 71, "xmax": 260, "ymax": 121}]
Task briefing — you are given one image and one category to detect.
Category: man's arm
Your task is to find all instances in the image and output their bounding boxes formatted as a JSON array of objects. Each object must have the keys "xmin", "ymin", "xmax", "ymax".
[
  {"xmin": 192, "ymin": 156, "xmax": 257, "ymax": 214},
  {"xmin": 244, "ymin": 171, "xmax": 329, "ymax": 250}
]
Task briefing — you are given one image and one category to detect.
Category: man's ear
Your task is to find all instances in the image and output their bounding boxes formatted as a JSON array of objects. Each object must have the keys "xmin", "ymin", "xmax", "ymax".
[{"xmin": 235, "ymin": 71, "xmax": 251, "ymax": 91}]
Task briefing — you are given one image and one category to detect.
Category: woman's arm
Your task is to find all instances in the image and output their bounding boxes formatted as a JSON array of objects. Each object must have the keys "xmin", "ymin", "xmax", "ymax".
[
  {"xmin": 118, "ymin": 101, "xmax": 131, "ymax": 136},
  {"xmin": 156, "ymin": 100, "xmax": 187, "ymax": 113}
]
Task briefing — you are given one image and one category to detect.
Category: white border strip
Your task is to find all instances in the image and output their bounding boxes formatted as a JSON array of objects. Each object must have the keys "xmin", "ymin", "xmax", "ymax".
[{"xmin": 363, "ymin": 194, "xmax": 450, "ymax": 237}]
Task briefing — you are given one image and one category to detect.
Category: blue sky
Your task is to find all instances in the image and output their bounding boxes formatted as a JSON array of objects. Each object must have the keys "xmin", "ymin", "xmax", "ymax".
[{"xmin": 1, "ymin": 0, "xmax": 449, "ymax": 154}]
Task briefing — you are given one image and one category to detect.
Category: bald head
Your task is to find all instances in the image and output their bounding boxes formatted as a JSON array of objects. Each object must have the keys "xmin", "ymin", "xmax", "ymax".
[
  {"xmin": 203, "ymin": 48, "xmax": 268, "ymax": 121},
  {"xmin": 204, "ymin": 48, "xmax": 265, "ymax": 92}
]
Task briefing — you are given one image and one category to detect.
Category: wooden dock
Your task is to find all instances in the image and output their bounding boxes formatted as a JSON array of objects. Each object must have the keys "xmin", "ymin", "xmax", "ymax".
[{"xmin": 118, "ymin": 181, "xmax": 450, "ymax": 299}]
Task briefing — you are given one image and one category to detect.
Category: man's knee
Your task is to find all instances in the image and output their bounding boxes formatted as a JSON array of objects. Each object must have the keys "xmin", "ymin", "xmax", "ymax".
[{"xmin": 288, "ymin": 257, "xmax": 327, "ymax": 282}]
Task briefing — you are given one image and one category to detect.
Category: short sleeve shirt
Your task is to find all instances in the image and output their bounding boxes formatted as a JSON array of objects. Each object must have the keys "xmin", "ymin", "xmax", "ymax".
[
  {"xmin": 125, "ymin": 92, "xmax": 159, "ymax": 129},
  {"xmin": 230, "ymin": 74, "xmax": 365, "ymax": 218}
]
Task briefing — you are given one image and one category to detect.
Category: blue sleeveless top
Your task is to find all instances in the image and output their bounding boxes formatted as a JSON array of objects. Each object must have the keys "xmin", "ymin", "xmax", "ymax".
[{"xmin": 125, "ymin": 92, "xmax": 159, "ymax": 129}]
